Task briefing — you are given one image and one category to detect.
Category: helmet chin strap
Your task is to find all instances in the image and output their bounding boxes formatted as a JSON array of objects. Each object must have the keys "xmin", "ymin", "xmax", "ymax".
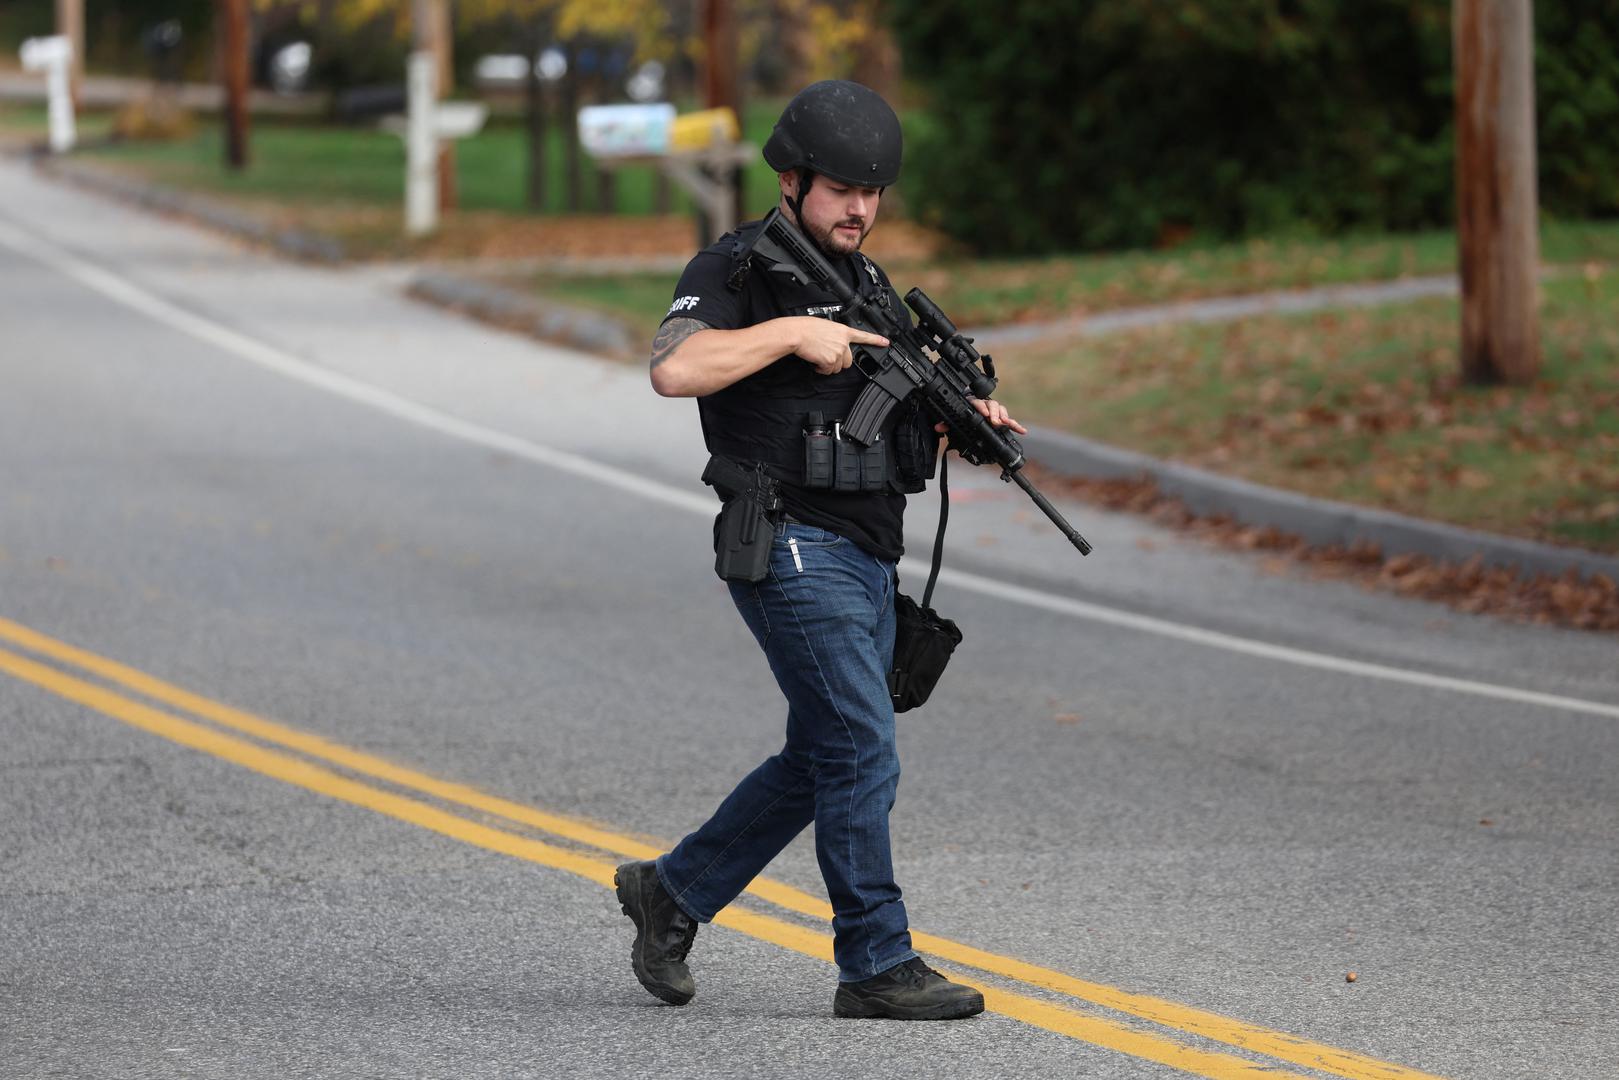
[
  {"xmin": 791, "ymin": 168, "xmax": 849, "ymax": 261},
  {"xmin": 790, "ymin": 168, "xmax": 814, "ymax": 243}
]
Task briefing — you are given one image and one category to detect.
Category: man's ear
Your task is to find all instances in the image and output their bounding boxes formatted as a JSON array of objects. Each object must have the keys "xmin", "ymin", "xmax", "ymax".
[{"xmin": 777, "ymin": 171, "xmax": 797, "ymax": 201}]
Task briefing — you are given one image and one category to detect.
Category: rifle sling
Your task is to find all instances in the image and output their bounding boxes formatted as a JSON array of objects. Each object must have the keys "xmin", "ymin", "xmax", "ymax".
[{"xmin": 922, "ymin": 451, "xmax": 948, "ymax": 611}]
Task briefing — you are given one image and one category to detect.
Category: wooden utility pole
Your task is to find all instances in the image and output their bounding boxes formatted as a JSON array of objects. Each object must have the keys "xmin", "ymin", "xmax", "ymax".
[
  {"xmin": 413, "ymin": 0, "xmax": 457, "ymax": 210},
  {"xmin": 703, "ymin": 0, "xmax": 739, "ymax": 115},
  {"xmin": 1455, "ymin": 0, "xmax": 1541, "ymax": 384},
  {"xmin": 220, "ymin": 0, "xmax": 251, "ymax": 171},
  {"xmin": 54, "ymin": 0, "xmax": 84, "ymax": 107},
  {"xmin": 703, "ymin": 0, "xmax": 745, "ymax": 224}
]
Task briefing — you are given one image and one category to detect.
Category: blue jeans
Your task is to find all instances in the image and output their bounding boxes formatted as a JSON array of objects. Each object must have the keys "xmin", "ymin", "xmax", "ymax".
[{"xmin": 656, "ymin": 520, "xmax": 917, "ymax": 982}]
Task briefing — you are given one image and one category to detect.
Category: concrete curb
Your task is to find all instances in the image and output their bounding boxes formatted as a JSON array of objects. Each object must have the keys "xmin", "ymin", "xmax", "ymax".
[
  {"xmin": 407, "ymin": 271, "xmax": 636, "ymax": 356},
  {"xmin": 33, "ymin": 154, "xmax": 346, "ymax": 263},
  {"xmin": 1021, "ymin": 426, "xmax": 1619, "ymax": 583}
]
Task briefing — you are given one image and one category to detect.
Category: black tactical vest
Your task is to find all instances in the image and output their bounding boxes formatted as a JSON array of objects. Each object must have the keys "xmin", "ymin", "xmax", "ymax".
[{"xmin": 696, "ymin": 222, "xmax": 924, "ymax": 494}]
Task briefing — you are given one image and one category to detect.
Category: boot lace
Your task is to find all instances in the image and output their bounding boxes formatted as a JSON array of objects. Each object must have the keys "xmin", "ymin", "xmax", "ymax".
[
  {"xmin": 668, "ymin": 913, "xmax": 698, "ymax": 962},
  {"xmin": 897, "ymin": 958, "xmax": 940, "ymax": 986}
]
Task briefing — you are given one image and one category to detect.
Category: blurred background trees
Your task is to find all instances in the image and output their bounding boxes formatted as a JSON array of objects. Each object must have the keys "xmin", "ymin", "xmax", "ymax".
[
  {"xmin": 888, "ymin": 0, "xmax": 1618, "ymax": 254},
  {"xmin": 4, "ymin": 1, "xmax": 1615, "ymax": 256}
]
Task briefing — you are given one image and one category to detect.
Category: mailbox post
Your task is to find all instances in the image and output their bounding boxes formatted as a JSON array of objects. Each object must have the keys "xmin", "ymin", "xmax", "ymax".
[
  {"xmin": 20, "ymin": 36, "xmax": 76, "ymax": 154},
  {"xmin": 382, "ymin": 52, "xmax": 490, "ymax": 237},
  {"xmin": 579, "ymin": 105, "xmax": 753, "ymax": 244}
]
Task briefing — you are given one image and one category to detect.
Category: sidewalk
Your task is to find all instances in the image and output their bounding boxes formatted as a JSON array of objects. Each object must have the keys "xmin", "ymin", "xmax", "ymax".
[
  {"xmin": 18, "ymin": 149, "xmax": 1619, "ymax": 600},
  {"xmin": 966, "ymin": 277, "xmax": 1461, "ymax": 349}
]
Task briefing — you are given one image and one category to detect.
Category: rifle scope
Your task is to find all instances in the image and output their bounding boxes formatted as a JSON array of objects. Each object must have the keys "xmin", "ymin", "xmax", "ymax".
[{"xmin": 905, "ymin": 288, "xmax": 998, "ymax": 400}]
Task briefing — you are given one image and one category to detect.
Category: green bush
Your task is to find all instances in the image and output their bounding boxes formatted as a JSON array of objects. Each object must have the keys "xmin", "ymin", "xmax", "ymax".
[
  {"xmin": 1538, "ymin": 4, "xmax": 1619, "ymax": 217},
  {"xmin": 889, "ymin": 0, "xmax": 1619, "ymax": 254}
]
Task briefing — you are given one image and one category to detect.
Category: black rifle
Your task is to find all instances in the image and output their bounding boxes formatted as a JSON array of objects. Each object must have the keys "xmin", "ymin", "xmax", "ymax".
[{"xmin": 745, "ymin": 208, "xmax": 1092, "ymax": 556}]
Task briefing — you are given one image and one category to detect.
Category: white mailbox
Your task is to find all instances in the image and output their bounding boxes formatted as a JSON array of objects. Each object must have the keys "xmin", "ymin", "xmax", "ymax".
[{"xmin": 577, "ymin": 103, "xmax": 676, "ymax": 159}]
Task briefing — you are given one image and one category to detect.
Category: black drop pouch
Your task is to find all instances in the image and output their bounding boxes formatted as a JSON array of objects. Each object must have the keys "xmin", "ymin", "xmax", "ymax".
[
  {"xmin": 713, "ymin": 494, "xmax": 776, "ymax": 583},
  {"xmin": 888, "ymin": 592, "xmax": 963, "ymax": 713},
  {"xmin": 892, "ymin": 398, "xmax": 941, "ymax": 493}
]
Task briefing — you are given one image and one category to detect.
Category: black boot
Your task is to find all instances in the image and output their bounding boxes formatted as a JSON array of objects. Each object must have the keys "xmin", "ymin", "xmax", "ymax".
[
  {"xmin": 614, "ymin": 860, "xmax": 698, "ymax": 1006},
  {"xmin": 833, "ymin": 958, "xmax": 985, "ymax": 1020}
]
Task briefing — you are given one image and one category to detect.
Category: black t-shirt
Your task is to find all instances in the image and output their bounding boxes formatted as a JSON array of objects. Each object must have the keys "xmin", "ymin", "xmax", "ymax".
[{"xmin": 662, "ymin": 223, "xmax": 909, "ymax": 561}]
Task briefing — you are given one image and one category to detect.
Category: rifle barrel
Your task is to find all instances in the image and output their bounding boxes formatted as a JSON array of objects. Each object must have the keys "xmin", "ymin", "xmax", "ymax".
[{"xmin": 1010, "ymin": 470, "xmax": 1093, "ymax": 555}]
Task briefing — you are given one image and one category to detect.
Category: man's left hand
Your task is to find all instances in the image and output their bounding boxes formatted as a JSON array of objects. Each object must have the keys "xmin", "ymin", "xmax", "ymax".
[{"xmin": 935, "ymin": 398, "xmax": 1028, "ymax": 436}]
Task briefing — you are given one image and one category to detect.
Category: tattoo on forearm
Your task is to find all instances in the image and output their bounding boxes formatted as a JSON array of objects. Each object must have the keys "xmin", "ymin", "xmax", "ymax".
[{"xmin": 650, "ymin": 318, "xmax": 709, "ymax": 370}]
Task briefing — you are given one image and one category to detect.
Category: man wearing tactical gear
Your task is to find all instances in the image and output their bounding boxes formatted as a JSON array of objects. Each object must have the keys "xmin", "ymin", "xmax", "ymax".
[{"xmin": 615, "ymin": 80, "xmax": 1020, "ymax": 1021}]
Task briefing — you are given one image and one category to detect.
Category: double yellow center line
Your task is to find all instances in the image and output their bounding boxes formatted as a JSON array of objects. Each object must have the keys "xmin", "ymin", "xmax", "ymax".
[{"xmin": 0, "ymin": 614, "xmax": 1441, "ymax": 1079}]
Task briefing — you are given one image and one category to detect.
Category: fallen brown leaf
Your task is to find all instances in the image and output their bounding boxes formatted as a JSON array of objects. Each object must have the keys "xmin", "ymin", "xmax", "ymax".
[{"xmin": 1024, "ymin": 464, "xmax": 1619, "ymax": 633}]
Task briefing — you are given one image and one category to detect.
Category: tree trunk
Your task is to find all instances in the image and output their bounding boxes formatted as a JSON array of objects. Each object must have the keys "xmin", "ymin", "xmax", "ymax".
[
  {"xmin": 524, "ymin": 29, "xmax": 548, "ymax": 211},
  {"xmin": 589, "ymin": 68, "xmax": 617, "ymax": 214},
  {"xmin": 563, "ymin": 60, "xmax": 582, "ymax": 213},
  {"xmin": 1454, "ymin": 0, "xmax": 1541, "ymax": 385}
]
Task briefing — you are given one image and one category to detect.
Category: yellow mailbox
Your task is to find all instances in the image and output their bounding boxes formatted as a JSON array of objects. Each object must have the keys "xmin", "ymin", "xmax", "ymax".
[{"xmin": 669, "ymin": 108, "xmax": 741, "ymax": 153}]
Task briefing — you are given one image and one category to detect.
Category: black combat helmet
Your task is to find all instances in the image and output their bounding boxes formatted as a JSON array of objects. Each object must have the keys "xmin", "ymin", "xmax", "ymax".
[{"xmin": 763, "ymin": 80, "xmax": 902, "ymax": 188}]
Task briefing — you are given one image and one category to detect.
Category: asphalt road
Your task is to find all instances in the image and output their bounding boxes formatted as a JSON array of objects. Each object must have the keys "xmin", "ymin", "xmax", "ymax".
[{"xmin": 1, "ymin": 160, "xmax": 1616, "ymax": 1080}]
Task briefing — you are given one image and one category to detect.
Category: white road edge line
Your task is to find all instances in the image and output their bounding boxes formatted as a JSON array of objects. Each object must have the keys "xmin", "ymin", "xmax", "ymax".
[
  {"xmin": 936, "ymin": 566, "xmax": 1619, "ymax": 718},
  {"xmin": 4, "ymin": 216, "xmax": 1616, "ymax": 723}
]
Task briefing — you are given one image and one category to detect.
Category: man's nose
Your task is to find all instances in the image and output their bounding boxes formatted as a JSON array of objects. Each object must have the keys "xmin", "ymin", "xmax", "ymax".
[{"xmin": 848, "ymin": 192, "xmax": 872, "ymax": 217}]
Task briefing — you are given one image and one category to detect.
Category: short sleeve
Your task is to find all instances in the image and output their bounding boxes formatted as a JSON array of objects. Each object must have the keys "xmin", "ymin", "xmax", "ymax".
[{"xmin": 661, "ymin": 251, "xmax": 747, "ymax": 330}]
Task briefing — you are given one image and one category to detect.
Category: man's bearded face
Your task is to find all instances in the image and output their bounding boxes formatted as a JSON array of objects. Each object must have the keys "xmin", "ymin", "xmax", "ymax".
[{"xmin": 788, "ymin": 174, "xmax": 882, "ymax": 256}]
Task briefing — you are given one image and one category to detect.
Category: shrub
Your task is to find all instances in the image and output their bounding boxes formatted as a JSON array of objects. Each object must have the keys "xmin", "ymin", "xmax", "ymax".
[{"xmin": 889, "ymin": 0, "xmax": 1619, "ymax": 253}]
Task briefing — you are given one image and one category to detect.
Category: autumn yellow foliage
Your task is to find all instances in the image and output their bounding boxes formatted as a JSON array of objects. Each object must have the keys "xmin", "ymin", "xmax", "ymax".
[
  {"xmin": 253, "ymin": 0, "xmax": 886, "ymax": 81},
  {"xmin": 269, "ymin": 0, "xmax": 669, "ymax": 59}
]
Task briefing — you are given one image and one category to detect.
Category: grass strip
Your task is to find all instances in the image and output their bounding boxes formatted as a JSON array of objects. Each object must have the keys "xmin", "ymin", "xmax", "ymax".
[{"xmin": 993, "ymin": 269, "xmax": 1619, "ymax": 554}]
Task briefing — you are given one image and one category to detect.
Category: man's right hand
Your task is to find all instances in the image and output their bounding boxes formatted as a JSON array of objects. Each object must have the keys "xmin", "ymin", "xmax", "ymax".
[{"xmin": 791, "ymin": 317, "xmax": 890, "ymax": 376}]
